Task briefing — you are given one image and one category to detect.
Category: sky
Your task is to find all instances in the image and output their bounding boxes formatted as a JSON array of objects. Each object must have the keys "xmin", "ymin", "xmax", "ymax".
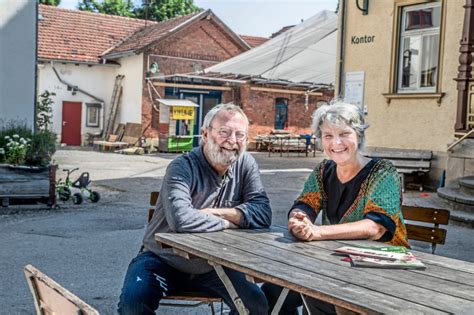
[{"xmin": 58, "ymin": 0, "xmax": 339, "ymax": 37}]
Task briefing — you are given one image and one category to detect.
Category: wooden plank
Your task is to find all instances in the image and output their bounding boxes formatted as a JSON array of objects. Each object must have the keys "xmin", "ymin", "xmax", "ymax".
[
  {"xmin": 153, "ymin": 81, "xmax": 232, "ymax": 91},
  {"xmin": 201, "ymin": 231, "xmax": 474, "ymax": 312},
  {"xmin": 24, "ymin": 265, "xmax": 99, "ymax": 315},
  {"xmin": 155, "ymin": 232, "xmax": 445, "ymax": 314},
  {"xmin": 229, "ymin": 227, "xmax": 474, "ymax": 287},
  {"xmin": 250, "ymin": 86, "xmax": 323, "ymax": 96},
  {"xmin": 388, "ymin": 160, "xmax": 431, "ymax": 169},
  {"xmin": 405, "ymin": 224, "xmax": 447, "ymax": 244},
  {"xmin": 362, "ymin": 149, "xmax": 432, "ymax": 160},
  {"xmin": 402, "ymin": 206, "xmax": 450, "ymax": 224}
]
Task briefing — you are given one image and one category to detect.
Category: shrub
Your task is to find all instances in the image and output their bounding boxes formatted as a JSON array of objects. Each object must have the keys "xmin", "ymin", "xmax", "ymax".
[
  {"xmin": 26, "ymin": 130, "xmax": 57, "ymax": 167},
  {"xmin": 4, "ymin": 135, "xmax": 31, "ymax": 165}
]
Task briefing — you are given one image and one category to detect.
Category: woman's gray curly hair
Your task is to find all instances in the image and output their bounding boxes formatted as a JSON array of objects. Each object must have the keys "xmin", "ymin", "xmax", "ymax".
[{"xmin": 311, "ymin": 101, "xmax": 368, "ymax": 149}]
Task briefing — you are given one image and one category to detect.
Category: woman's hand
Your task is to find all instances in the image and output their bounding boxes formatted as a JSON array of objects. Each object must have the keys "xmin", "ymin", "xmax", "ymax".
[{"xmin": 288, "ymin": 211, "xmax": 321, "ymax": 241}]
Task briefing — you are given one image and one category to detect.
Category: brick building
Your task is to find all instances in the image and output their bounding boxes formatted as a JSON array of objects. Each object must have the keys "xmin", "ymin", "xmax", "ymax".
[
  {"xmin": 37, "ymin": 5, "xmax": 265, "ymax": 145},
  {"xmin": 150, "ymin": 10, "xmax": 336, "ymax": 146}
]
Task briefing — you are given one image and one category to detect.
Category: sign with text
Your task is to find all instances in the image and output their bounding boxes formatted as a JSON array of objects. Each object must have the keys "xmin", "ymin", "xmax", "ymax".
[
  {"xmin": 344, "ymin": 71, "xmax": 365, "ymax": 109},
  {"xmin": 172, "ymin": 106, "xmax": 195, "ymax": 120}
]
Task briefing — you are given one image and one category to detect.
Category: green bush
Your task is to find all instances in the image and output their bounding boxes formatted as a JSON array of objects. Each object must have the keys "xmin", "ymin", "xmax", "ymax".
[
  {"xmin": 26, "ymin": 130, "xmax": 57, "ymax": 167},
  {"xmin": 0, "ymin": 122, "xmax": 57, "ymax": 167}
]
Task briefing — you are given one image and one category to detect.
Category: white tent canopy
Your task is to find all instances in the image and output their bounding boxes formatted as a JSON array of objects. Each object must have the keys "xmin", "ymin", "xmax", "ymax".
[{"xmin": 205, "ymin": 10, "xmax": 337, "ymax": 86}]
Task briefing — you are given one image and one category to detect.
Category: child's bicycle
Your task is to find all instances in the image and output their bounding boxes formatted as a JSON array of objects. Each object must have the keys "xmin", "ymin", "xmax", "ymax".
[{"xmin": 56, "ymin": 168, "xmax": 100, "ymax": 205}]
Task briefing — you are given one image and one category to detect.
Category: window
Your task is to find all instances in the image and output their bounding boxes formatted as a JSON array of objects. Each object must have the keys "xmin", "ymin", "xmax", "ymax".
[
  {"xmin": 274, "ymin": 98, "xmax": 288, "ymax": 130},
  {"xmin": 397, "ymin": 2, "xmax": 441, "ymax": 93},
  {"xmin": 86, "ymin": 103, "xmax": 101, "ymax": 127}
]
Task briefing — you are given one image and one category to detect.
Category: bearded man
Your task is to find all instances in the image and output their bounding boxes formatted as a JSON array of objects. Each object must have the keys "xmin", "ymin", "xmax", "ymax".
[{"xmin": 118, "ymin": 103, "xmax": 272, "ymax": 315}]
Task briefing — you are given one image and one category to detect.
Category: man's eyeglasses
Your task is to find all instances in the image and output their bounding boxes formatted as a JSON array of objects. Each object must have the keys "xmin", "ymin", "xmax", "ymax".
[{"xmin": 209, "ymin": 126, "xmax": 247, "ymax": 141}]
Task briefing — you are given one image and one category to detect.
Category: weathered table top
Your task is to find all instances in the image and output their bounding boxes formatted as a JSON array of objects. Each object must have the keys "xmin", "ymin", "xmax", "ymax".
[{"xmin": 155, "ymin": 226, "xmax": 474, "ymax": 314}]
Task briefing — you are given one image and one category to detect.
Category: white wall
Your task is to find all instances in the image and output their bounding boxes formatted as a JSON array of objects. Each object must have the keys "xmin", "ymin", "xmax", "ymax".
[
  {"xmin": 38, "ymin": 55, "xmax": 144, "ymax": 145},
  {"xmin": 0, "ymin": 0, "xmax": 36, "ymax": 129},
  {"xmin": 38, "ymin": 63, "xmax": 117, "ymax": 143},
  {"xmin": 116, "ymin": 53, "xmax": 143, "ymax": 125}
]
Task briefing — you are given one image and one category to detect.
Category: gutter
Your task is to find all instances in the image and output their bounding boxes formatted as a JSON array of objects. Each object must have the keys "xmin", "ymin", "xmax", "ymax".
[
  {"xmin": 50, "ymin": 61, "xmax": 105, "ymax": 136},
  {"xmin": 337, "ymin": 0, "xmax": 346, "ymax": 97}
]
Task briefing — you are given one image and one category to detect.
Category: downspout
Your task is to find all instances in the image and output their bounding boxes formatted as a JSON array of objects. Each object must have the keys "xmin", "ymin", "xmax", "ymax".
[
  {"xmin": 337, "ymin": 0, "xmax": 347, "ymax": 98},
  {"xmin": 51, "ymin": 61, "xmax": 106, "ymax": 135}
]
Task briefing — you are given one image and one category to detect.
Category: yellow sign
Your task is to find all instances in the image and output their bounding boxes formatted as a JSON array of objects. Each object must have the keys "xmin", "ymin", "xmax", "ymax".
[{"xmin": 172, "ymin": 106, "xmax": 195, "ymax": 120}]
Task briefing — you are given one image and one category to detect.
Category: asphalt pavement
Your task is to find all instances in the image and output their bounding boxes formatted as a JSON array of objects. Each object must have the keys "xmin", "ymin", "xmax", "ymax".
[{"xmin": 0, "ymin": 148, "xmax": 473, "ymax": 314}]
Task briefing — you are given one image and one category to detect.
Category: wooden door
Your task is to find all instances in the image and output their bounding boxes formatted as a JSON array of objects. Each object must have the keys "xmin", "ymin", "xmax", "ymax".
[{"xmin": 61, "ymin": 102, "xmax": 82, "ymax": 145}]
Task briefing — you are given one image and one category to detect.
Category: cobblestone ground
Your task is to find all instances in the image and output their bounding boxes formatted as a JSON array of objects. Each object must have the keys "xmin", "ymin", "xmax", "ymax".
[{"xmin": 0, "ymin": 148, "xmax": 472, "ymax": 314}]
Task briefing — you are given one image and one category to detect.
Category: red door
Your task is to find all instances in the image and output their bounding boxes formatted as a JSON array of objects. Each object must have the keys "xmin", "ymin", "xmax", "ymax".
[{"xmin": 61, "ymin": 102, "xmax": 82, "ymax": 145}]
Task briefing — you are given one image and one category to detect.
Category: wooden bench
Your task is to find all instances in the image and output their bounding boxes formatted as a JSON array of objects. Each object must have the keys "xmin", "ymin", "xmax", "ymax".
[
  {"xmin": 363, "ymin": 148, "xmax": 433, "ymax": 192},
  {"xmin": 24, "ymin": 264, "xmax": 99, "ymax": 315},
  {"xmin": 402, "ymin": 205, "xmax": 450, "ymax": 254},
  {"xmin": 148, "ymin": 191, "xmax": 223, "ymax": 315}
]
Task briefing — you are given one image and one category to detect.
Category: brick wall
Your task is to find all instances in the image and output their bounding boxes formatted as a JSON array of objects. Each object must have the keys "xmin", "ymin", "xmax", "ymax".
[
  {"xmin": 141, "ymin": 18, "xmax": 248, "ymax": 137},
  {"xmin": 240, "ymin": 84, "xmax": 334, "ymax": 142}
]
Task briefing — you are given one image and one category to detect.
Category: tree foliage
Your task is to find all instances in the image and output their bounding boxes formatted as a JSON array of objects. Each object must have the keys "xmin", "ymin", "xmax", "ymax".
[
  {"xmin": 135, "ymin": 0, "xmax": 202, "ymax": 22},
  {"xmin": 77, "ymin": 0, "xmax": 202, "ymax": 21},
  {"xmin": 39, "ymin": 0, "xmax": 61, "ymax": 6},
  {"xmin": 78, "ymin": 0, "xmax": 136, "ymax": 17}
]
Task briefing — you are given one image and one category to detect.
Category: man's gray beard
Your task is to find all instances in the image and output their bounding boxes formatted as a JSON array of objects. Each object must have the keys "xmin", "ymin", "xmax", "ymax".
[{"xmin": 205, "ymin": 136, "xmax": 245, "ymax": 167}]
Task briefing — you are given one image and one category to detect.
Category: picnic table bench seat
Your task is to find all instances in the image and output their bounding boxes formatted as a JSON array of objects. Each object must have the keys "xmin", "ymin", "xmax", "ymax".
[{"xmin": 363, "ymin": 148, "xmax": 433, "ymax": 192}]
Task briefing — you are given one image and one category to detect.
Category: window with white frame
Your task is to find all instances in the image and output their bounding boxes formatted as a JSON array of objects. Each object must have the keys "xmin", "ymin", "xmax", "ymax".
[
  {"xmin": 86, "ymin": 103, "xmax": 101, "ymax": 127},
  {"xmin": 397, "ymin": 2, "xmax": 441, "ymax": 93}
]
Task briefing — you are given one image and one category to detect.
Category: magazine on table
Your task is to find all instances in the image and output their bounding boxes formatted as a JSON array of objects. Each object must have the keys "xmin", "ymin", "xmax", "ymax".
[{"xmin": 334, "ymin": 245, "xmax": 426, "ymax": 270}]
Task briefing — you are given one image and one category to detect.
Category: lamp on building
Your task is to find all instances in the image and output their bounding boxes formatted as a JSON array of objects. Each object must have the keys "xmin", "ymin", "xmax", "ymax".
[{"xmin": 356, "ymin": 0, "xmax": 369, "ymax": 15}]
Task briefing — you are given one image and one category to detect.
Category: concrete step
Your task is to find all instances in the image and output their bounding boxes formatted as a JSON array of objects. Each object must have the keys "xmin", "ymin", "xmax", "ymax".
[
  {"xmin": 459, "ymin": 176, "xmax": 474, "ymax": 194},
  {"xmin": 437, "ymin": 186, "xmax": 474, "ymax": 206}
]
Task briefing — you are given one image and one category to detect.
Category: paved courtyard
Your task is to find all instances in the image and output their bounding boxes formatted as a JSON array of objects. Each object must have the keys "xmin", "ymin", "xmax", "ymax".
[{"xmin": 0, "ymin": 148, "xmax": 473, "ymax": 314}]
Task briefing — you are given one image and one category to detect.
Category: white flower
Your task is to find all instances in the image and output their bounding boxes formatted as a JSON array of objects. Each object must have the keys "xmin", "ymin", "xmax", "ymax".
[
  {"xmin": 0, "ymin": 148, "xmax": 4, "ymax": 154},
  {"xmin": 4, "ymin": 136, "xmax": 10, "ymax": 140},
  {"xmin": 12, "ymin": 134, "xmax": 19, "ymax": 139}
]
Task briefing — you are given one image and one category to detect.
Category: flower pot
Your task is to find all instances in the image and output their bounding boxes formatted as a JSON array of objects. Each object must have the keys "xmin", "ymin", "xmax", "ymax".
[{"xmin": 0, "ymin": 164, "xmax": 57, "ymax": 207}]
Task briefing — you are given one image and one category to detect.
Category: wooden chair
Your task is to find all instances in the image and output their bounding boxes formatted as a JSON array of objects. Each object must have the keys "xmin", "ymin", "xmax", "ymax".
[
  {"xmin": 402, "ymin": 205, "xmax": 450, "ymax": 254},
  {"xmin": 24, "ymin": 264, "xmax": 99, "ymax": 315},
  {"xmin": 148, "ymin": 191, "xmax": 223, "ymax": 315}
]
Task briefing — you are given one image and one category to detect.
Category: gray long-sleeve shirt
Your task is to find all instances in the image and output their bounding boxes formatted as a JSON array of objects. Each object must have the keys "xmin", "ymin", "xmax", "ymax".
[{"xmin": 143, "ymin": 146, "xmax": 272, "ymax": 274}]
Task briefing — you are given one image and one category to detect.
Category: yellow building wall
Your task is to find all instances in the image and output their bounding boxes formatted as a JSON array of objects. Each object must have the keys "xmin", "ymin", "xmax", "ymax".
[{"xmin": 337, "ymin": 0, "xmax": 464, "ymax": 152}]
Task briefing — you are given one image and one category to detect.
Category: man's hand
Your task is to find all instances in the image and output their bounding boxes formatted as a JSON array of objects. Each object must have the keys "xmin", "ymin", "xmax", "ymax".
[
  {"xmin": 202, "ymin": 207, "xmax": 243, "ymax": 226},
  {"xmin": 223, "ymin": 219, "xmax": 239, "ymax": 229},
  {"xmin": 288, "ymin": 211, "xmax": 321, "ymax": 241}
]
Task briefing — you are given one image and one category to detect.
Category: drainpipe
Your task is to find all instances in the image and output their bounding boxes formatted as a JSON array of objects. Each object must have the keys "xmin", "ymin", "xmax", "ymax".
[
  {"xmin": 51, "ymin": 61, "xmax": 105, "ymax": 135},
  {"xmin": 337, "ymin": 0, "xmax": 347, "ymax": 98}
]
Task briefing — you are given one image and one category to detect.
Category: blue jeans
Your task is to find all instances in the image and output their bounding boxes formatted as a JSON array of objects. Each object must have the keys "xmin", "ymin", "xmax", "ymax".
[{"xmin": 118, "ymin": 251, "xmax": 269, "ymax": 315}]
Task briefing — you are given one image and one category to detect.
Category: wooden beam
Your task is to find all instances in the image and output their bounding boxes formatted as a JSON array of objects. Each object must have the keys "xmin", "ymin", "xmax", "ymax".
[
  {"xmin": 250, "ymin": 86, "xmax": 323, "ymax": 96},
  {"xmin": 153, "ymin": 82, "xmax": 231, "ymax": 91}
]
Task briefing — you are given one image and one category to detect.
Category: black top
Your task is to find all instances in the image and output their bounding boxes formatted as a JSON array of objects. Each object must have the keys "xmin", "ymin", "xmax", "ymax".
[{"xmin": 322, "ymin": 159, "xmax": 395, "ymax": 242}]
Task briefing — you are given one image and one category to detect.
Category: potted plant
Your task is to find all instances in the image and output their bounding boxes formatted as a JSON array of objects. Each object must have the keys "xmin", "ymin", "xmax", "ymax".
[{"xmin": 0, "ymin": 91, "xmax": 58, "ymax": 207}]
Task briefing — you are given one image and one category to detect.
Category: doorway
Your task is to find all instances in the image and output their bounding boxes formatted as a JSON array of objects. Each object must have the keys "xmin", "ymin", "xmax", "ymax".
[{"xmin": 61, "ymin": 102, "xmax": 82, "ymax": 145}]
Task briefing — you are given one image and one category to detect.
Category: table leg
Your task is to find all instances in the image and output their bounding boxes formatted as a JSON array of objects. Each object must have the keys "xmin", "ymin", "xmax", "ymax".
[
  {"xmin": 208, "ymin": 261, "xmax": 249, "ymax": 315},
  {"xmin": 271, "ymin": 287, "xmax": 290, "ymax": 315},
  {"xmin": 301, "ymin": 294, "xmax": 312, "ymax": 315}
]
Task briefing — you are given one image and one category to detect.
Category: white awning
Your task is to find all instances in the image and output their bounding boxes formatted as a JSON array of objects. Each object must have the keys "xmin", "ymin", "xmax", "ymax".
[
  {"xmin": 157, "ymin": 99, "xmax": 199, "ymax": 107},
  {"xmin": 205, "ymin": 10, "xmax": 337, "ymax": 86}
]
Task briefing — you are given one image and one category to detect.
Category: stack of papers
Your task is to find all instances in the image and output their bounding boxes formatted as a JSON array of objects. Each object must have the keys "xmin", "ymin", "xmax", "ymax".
[{"xmin": 335, "ymin": 245, "xmax": 426, "ymax": 270}]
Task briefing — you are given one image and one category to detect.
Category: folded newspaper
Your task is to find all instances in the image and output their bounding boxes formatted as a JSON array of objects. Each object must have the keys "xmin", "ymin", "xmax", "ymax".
[{"xmin": 335, "ymin": 245, "xmax": 426, "ymax": 270}]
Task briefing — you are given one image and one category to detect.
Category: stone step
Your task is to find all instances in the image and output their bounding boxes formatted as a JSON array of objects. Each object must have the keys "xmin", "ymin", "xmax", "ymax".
[
  {"xmin": 459, "ymin": 176, "xmax": 474, "ymax": 191},
  {"xmin": 437, "ymin": 186, "xmax": 474, "ymax": 206}
]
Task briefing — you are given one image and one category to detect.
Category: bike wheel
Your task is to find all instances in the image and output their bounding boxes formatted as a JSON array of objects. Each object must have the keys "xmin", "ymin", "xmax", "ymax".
[
  {"xmin": 72, "ymin": 193, "xmax": 83, "ymax": 205},
  {"xmin": 59, "ymin": 187, "xmax": 71, "ymax": 201},
  {"xmin": 90, "ymin": 191, "xmax": 100, "ymax": 203}
]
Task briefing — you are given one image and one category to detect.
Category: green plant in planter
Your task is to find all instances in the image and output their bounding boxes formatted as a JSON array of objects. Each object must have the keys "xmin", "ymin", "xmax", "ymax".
[
  {"xmin": 26, "ymin": 130, "xmax": 57, "ymax": 167},
  {"xmin": 4, "ymin": 135, "xmax": 31, "ymax": 165}
]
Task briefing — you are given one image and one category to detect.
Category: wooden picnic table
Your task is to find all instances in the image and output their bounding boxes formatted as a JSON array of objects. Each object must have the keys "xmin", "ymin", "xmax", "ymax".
[{"xmin": 155, "ymin": 226, "xmax": 474, "ymax": 314}]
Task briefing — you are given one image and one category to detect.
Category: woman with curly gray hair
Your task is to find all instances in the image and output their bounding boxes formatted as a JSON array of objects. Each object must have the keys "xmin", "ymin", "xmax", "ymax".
[{"xmin": 262, "ymin": 101, "xmax": 409, "ymax": 314}]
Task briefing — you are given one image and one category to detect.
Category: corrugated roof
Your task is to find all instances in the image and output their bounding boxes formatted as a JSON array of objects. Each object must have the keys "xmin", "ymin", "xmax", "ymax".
[
  {"xmin": 38, "ymin": 4, "xmax": 151, "ymax": 64},
  {"xmin": 206, "ymin": 10, "xmax": 337, "ymax": 85}
]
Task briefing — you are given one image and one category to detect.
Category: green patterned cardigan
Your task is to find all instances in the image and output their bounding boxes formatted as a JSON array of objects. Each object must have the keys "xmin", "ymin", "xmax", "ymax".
[{"xmin": 295, "ymin": 159, "xmax": 409, "ymax": 248}]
